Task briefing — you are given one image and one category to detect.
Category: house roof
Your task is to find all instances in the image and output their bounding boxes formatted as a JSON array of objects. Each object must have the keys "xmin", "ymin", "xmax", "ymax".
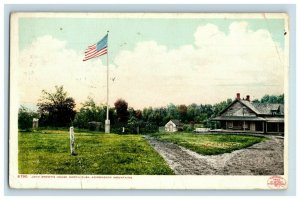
[
  {"xmin": 220, "ymin": 99, "xmax": 284, "ymax": 116},
  {"xmin": 239, "ymin": 100, "xmax": 262, "ymax": 114},
  {"xmin": 169, "ymin": 119, "xmax": 181, "ymax": 126},
  {"xmin": 250, "ymin": 102, "xmax": 284, "ymax": 115}
]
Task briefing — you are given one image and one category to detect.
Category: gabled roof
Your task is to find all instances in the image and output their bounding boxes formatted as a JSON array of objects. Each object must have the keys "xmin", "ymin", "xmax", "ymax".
[
  {"xmin": 239, "ymin": 100, "xmax": 262, "ymax": 114},
  {"xmin": 219, "ymin": 99, "xmax": 284, "ymax": 116},
  {"xmin": 169, "ymin": 119, "xmax": 181, "ymax": 126}
]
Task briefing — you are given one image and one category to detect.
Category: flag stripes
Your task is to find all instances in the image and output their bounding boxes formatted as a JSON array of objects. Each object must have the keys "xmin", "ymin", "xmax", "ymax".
[
  {"xmin": 83, "ymin": 48, "xmax": 107, "ymax": 61},
  {"xmin": 83, "ymin": 34, "xmax": 108, "ymax": 61}
]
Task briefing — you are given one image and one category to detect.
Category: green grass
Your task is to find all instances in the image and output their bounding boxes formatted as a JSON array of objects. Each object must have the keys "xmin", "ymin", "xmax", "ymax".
[
  {"xmin": 19, "ymin": 130, "xmax": 174, "ymax": 175},
  {"xmin": 152, "ymin": 132, "xmax": 268, "ymax": 155}
]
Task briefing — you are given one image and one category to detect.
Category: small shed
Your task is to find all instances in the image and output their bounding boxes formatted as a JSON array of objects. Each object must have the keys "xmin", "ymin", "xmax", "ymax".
[{"xmin": 165, "ymin": 120, "xmax": 183, "ymax": 132}]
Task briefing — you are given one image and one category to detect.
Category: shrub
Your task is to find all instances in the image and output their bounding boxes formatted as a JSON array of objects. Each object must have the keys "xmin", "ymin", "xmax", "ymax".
[
  {"xmin": 87, "ymin": 121, "xmax": 102, "ymax": 131},
  {"xmin": 183, "ymin": 124, "xmax": 194, "ymax": 132}
]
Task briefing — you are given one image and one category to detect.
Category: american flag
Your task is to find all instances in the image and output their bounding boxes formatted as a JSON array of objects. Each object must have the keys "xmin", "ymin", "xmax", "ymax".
[{"xmin": 83, "ymin": 34, "xmax": 108, "ymax": 61}]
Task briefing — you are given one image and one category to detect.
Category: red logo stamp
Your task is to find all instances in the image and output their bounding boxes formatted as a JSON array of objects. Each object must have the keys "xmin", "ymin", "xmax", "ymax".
[{"xmin": 267, "ymin": 176, "xmax": 287, "ymax": 189}]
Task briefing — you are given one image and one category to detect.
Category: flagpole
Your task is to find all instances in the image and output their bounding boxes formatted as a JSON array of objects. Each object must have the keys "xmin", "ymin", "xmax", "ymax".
[{"xmin": 105, "ymin": 30, "xmax": 110, "ymax": 133}]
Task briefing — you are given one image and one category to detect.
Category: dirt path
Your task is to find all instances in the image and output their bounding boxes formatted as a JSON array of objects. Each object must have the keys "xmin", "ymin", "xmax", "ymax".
[{"xmin": 144, "ymin": 136, "xmax": 284, "ymax": 175}]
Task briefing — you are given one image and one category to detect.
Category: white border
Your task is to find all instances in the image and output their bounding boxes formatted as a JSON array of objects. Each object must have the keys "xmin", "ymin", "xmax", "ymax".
[{"xmin": 9, "ymin": 12, "xmax": 290, "ymax": 190}]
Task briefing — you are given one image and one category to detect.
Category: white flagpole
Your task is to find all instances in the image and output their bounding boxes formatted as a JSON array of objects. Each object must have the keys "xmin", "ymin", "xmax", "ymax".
[{"xmin": 105, "ymin": 31, "xmax": 110, "ymax": 133}]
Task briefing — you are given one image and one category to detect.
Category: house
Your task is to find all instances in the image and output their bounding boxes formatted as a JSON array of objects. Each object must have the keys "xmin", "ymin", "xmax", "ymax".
[
  {"xmin": 211, "ymin": 93, "xmax": 284, "ymax": 134},
  {"xmin": 165, "ymin": 120, "xmax": 183, "ymax": 132}
]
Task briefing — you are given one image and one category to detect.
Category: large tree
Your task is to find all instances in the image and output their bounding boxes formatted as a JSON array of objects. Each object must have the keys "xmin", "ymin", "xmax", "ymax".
[
  {"xmin": 37, "ymin": 85, "xmax": 76, "ymax": 127},
  {"xmin": 178, "ymin": 104, "xmax": 188, "ymax": 123},
  {"xmin": 114, "ymin": 98, "xmax": 129, "ymax": 123},
  {"xmin": 166, "ymin": 103, "xmax": 179, "ymax": 120}
]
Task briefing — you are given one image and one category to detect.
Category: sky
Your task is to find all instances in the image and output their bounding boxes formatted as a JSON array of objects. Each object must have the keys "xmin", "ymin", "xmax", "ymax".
[{"xmin": 17, "ymin": 14, "xmax": 287, "ymax": 110}]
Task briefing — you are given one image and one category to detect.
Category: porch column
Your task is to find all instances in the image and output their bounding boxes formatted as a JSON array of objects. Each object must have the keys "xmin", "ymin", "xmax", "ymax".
[
  {"xmin": 266, "ymin": 122, "xmax": 268, "ymax": 133},
  {"xmin": 277, "ymin": 123, "xmax": 279, "ymax": 132},
  {"xmin": 226, "ymin": 121, "xmax": 227, "ymax": 129},
  {"xmin": 262, "ymin": 122, "xmax": 265, "ymax": 133}
]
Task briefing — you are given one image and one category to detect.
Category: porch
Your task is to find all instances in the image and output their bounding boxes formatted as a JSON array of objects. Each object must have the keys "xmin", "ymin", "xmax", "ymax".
[{"xmin": 211, "ymin": 117, "xmax": 284, "ymax": 135}]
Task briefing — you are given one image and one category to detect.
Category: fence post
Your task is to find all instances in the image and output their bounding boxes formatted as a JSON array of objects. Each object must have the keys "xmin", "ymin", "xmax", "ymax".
[{"xmin": 70, "ymin": 127, "xmax": 77, "ymax": 156}]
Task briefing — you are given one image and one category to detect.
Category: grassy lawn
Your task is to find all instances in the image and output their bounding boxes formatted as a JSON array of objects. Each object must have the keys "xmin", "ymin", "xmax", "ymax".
[
  {"xmin": 152, "ymin": 132, "xmax": 268, "ymax": 155},
  {"xmin": 19, "ymin": 130, "xmax": 174, "ymax": 175}
]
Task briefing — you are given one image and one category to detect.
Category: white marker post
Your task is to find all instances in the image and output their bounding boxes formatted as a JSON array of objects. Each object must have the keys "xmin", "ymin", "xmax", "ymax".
[{"xmin": 70, "ymin": 127, "xmax": 77, "ymax": 156}]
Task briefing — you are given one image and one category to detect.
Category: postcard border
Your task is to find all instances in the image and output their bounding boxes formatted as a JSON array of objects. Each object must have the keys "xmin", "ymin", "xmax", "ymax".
[{"xmin": 3, "ymin": 3, "xmax": 296, "ymax": 195}]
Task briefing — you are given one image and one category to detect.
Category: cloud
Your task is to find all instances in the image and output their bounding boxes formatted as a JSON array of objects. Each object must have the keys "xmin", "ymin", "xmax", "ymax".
[
  {"xmin": 112, "ymin": 22, "xmax": 284, "ymax": 108},
  {"xmin": 19, "ymin": 35, "xmax": 113, "ymax": 108},
  {"xmin": 19, "ymin": 22, "xmax": 284, "ymax": 109}
]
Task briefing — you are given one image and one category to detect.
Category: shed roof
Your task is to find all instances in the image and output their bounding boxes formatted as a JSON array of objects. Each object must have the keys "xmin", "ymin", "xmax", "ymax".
[{"xmin": 170, "ymin": 119, "xmax": 181, "ymax": 125}]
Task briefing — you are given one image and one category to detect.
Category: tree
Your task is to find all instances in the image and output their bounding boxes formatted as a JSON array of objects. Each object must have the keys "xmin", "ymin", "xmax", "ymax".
[
  {"xmin": 37, "ymin": 85, "xmax": 76, "ymax": 127},
  {"xmin": 277, "ymin": 94, "xmax": 284, "ymax": 104},
  {"xmin": 166, "ymin": 103, "xmax": 179, "ymax": 120},
  {"xmin": 149, "ymin": 108, "xmax": 164, "ymax": 126},
  {"xmin": 260, "ymin": 94, "xmax": 284, "ymax": 104},
  {"xmin": 127, "ymin": 113, "xmax": 145, "ymax": 134},
  {"xmin": 18, "ymin": 106, "xmax": 39, "ymax": 131},
  {"xmin": 135, "ymin": 110, "xmax": 143, "ymax": 120},
  {"xmin": 114, "ymin": 99, "xmax": 129, "ymax": 123},
  {"xmin": 128, "ymin": 107, "xmax": 136, "ymax": 119},
  {"xmin": 187, "ymin": 103, "xmax": 197, "ymax": 122},
  {"xmin": 140, "ymin": 107, "xmax": 161, "ymax": 133},
  {"xmin": 73, "ymin": 97, "xmax": 106, "ymax": 129},
  {"xmin": 212, "ymin": 99, "xmax": 232, "ymax": 117},
  {"xmin": 178, "ymin": 104, "xmax": 188, "ymax": 123}
]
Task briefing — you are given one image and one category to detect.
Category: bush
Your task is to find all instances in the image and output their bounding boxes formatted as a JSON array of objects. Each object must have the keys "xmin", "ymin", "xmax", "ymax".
[
  {"xmin": 88, "ymin": 121, "xmax": 102, "ymax": 131},
  {"xmin": 142, "ymin": 122, "xmax": 159, "ymax": 134},
  {"xmin": 183, "ymin": 124, "xmax": 194, "ymax": 132},
  {"xmin": 110, "ymin": 122, "xmax": 128, "ymax": 134}
]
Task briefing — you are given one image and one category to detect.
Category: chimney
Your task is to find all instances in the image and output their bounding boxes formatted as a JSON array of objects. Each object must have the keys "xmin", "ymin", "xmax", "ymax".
[
  {"xmin": 236, "ymin": 93, "xmax": 241, "ymax": 100},
  {"xmin": 246, "ymin": 95, "xmax": 250, "ymax": 101}
]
